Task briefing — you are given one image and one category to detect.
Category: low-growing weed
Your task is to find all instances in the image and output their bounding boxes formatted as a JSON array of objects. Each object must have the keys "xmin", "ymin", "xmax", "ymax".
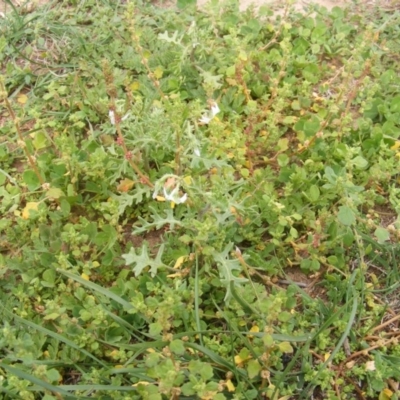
[{"xmin": 1, "ymin": 0, "xmax": 400, "ymax": 399}]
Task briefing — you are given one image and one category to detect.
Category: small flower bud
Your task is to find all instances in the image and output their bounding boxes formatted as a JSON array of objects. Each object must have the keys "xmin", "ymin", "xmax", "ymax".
[
  {"xmin": 261, "ymin": 370, "xmax": 270, "ymax": 380},
  {"xmin": 162, "ymin": 346, "xmax": 171, "ymax": 357},
  {"xmin": 387, "ymin": 224, "xmax": 396, "ymax": 233}
]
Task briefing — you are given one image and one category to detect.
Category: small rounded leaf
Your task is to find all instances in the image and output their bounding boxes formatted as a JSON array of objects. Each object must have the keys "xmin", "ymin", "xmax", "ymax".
[
  {"xmin": 247, "ymin": 359, "xmax": 261, "ymax": 379},
  {"xmin": 374, "ymin": 227, "xmax": 390, "ymax": 244},
  {"xmin": 170, "ymin": 339, "xmax": 185, "ymax": 355},
  {"xmin": 278, "ymin": 341, "xmax": 294, "ymax": 353},
  {"xmin": 337, "ymin": 206, "xmax": 355, "ymax": 226}
]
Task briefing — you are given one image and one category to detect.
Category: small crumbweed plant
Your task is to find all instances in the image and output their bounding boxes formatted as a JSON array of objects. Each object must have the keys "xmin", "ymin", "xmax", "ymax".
[{"xmin": 1, "ymin": 0, "xmax": 400, "ymax": 399}]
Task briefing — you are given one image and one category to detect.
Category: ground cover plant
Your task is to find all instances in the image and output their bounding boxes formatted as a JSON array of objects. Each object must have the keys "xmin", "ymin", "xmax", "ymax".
[{"xmin": 1, "ymin": 0, "xmax": 400, "ymax": 398}]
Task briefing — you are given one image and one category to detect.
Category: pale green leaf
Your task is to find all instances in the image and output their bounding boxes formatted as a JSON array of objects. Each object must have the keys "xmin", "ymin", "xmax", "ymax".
[
  {"xmin": 247, "ymin": 359, "xmax": 261, "ymax": 379},
  {"xmin": 122, "ymin": 243, "xmax": 166, "ymax": 277},
  {"xmin": 374, "ymin": 227, "xmax": 390, "ymax": 244},
  {"xmin": 149, "ymin": 322, "xmax": 163, "ymax": 336},
  {"xmin": 337, "ymin": 206, "xmax": 355, "ymax": 226},
  {"xmin": 351, "ymin": 156, "xmax": 368, "ymax": 169},
  {"xmin": 170, "ymin": 339, "xmax": 185, "ymax": 355},
  {"xmin": 308, "ymin": 185, "xmax": 320, "ymax": 202},
  {"xmin": 212, "ymin": 243, "xmax": 247, "ymax": 302},
  {"xmin": 278, "ymin": 341, "xmax": 294, "ymax": 353},
  {"xmin": 47, "ymin": 187, "xmax": 65, "ymax": 199}
]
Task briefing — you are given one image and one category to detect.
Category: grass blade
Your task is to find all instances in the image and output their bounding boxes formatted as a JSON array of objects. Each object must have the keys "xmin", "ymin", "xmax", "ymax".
[
  {"xmin": 0, "ymin": 362, "xmax": 84, "ymax": 400},
  {"xmin": 8, "ymin": 312, "xmax": 108, "ymax": 368},
  {"xmin": 57, "ymin": 269, "xmax": 148, "ymax": 322},
  {"xmin": 301, "ymin": 289, "xmax": 359, "ymax": 398}
]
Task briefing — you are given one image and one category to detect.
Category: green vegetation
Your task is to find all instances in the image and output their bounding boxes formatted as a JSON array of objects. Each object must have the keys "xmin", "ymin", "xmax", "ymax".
[{"xmin": 1, "ymin": 0, "xmax": 400, "ymax": 398}]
